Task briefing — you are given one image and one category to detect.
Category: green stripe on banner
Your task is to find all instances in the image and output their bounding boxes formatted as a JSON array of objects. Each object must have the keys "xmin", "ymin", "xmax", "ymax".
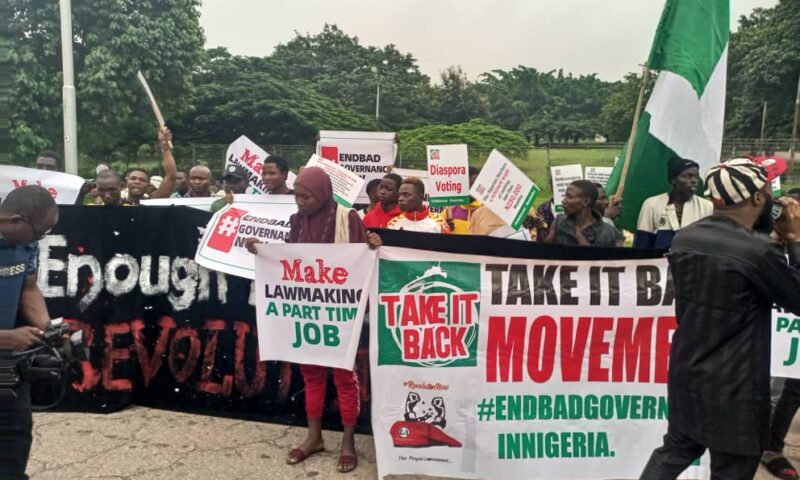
[
  {"xmin": 333, "ymin": 194, "xmax": 353, "ymax": 209},
  {"xmin": 647, "ymin": 0, "xmax": 729, "ymax": 94},
  {"xmin": 430, "ymin": 195, "xmax": 470, "ymax": 208},
  {"xmin": 511, "ymin": 187, "xmax": 539, "ymax": 231}
]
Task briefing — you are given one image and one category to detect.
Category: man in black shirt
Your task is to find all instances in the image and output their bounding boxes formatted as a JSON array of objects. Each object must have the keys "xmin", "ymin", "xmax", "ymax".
[
  {"xmin": 0, "ymin": 186, "xmax": 58, "ymax": 479},
  {"xmin": 544, "ymin": 180, "xmax": 620, "ymax": 247},
  {"xmin": 641, "ymin": 158, "xmax": 800, "ymax": 480}
]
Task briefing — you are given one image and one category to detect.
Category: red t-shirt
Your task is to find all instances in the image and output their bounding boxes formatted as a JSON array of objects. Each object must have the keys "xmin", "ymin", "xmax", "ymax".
[{"xmin": 363, "ymin": 203, "xmax": 402, "ymax": 228}]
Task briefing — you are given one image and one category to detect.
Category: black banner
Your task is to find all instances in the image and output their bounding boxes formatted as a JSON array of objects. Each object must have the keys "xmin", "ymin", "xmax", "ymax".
[
  {"xmin": 40, "ymin": 207, "xmax": 663, "ymax": 433},
  {"xmin": 39, "ymin": 206, "xmax": 372, "ymax": 431}
]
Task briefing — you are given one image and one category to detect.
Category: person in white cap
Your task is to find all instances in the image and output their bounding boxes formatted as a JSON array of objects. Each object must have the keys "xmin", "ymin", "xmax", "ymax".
[{"xmin": 641, "ymin": 158, "xmax": 800, "ymax": 480}]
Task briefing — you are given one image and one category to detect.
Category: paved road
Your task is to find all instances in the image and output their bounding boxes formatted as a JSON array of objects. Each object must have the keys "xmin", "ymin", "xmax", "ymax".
[{"xmin": 26, "ymin": 406, "xmax": 799, "ymax": 479}]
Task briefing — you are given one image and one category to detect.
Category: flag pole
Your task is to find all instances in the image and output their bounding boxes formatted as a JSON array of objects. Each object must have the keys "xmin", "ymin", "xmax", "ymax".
[{"xmin": 613, "ymin": 65, "xmax": 651, "ymax": 200}]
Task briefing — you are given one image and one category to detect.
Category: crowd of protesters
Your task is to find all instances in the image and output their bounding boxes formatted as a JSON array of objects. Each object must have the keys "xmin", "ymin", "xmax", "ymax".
[{"xmin": 14, "ymin": 127, "xmax": 800, "ymax": 480}]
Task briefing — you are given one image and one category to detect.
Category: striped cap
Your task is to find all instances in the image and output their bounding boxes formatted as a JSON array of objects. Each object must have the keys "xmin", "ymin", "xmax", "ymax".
[{"xmin": 704, "ymin": 158, "xmax": 781, "ymax": 206}]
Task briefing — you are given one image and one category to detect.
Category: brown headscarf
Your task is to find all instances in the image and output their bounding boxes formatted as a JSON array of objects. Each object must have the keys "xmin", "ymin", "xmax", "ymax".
[{"xmin": 288, "ymin": 167, "xmax": 338, "ymax": 243}]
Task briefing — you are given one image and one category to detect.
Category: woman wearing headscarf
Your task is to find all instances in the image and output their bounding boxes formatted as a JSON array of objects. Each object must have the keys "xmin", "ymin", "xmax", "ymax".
[{"xmin": 246, "ymin": 167, "xmax": 373, "ymax": 473}]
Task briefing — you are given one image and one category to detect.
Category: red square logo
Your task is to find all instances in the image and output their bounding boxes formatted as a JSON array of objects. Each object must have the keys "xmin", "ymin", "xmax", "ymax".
[
  {"xmin": 207, "ymin": 208, "xmax": 247, "ymax": 253},
  {"xmin": 321, "ymin": 146, "xmax": 339, "ymax": 163}
]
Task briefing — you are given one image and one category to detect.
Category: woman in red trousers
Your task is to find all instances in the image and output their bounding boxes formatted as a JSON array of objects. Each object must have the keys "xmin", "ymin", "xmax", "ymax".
[{"xmin": 247, "ymin": 166, "xmax": 378, "ymax": 473}]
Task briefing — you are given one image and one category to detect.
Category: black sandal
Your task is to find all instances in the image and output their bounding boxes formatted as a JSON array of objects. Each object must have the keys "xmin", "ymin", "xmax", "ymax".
[{"xmin": 763, "ymin": 455, "xmax": 799, "ymax": 480}]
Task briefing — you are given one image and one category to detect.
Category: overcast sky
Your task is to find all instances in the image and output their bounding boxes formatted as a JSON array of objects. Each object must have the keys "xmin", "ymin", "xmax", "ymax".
[{"xmin": 200, "ymin": 0, "xmax": 778, "ymax": 82}]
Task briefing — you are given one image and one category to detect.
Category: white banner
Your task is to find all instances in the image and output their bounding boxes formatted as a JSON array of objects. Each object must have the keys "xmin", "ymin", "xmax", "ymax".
[
  {"xmin": 470, "ymin": 150, "xmax": 539, "ymax": 231},
  {"xmin": 772, "ymin": 307, "xmax": 800, "ymax": 378},
  {"xmin": 317, "ymin": 130, "xmax": 396, "ymax": 204},
  {"xmin": 0, "ymin": 166, "xmax": 84, "ymax": 204},
  {"xmin": 551, "ymin": 164, "xmax": 584, "ymax": 213},
  {"xmin": 370, "ymin": 247, "xmax": 707, "ymax": 480},
  {"xmin": 305, "ymin": 154, "xmax": 366, "ymax": 208},
  {"xmin": 427, "ymin": 144, "xmax": 470, "ymax": 207},
  {"xmin": 255, "ymin": 243, "xmax": 376, "ymax": 369},
  {"xmin": 225, "ymin": 135, "xmax": 296, "ymax": 194},
  {"xmin": 194, "ymin": 195, "xmax": 297, "ymax": 279},
  {"xmin": 585, "ymin": 167, "xmax": 614, "ymax": 187}
]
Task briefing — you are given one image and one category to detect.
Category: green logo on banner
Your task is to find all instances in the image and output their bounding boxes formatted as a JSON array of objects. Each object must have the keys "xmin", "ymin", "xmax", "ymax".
[{"xmin": 377, "ymin": 260, "xmax": 480, "ymax": 367}]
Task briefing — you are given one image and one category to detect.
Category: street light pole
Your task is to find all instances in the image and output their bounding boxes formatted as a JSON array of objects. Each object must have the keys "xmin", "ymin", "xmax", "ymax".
[
  {"xmin": 371, "ymin": 66, "xmax": 380, "ymax": 128},
  {"xmin": 59, "ymin": 0, "xmax": 79, "ymax": 174}
]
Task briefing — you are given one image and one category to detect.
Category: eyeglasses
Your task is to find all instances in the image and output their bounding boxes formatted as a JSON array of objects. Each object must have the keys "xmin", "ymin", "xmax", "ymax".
[{"xmin": 20, "ymin": 216, "xmax": 52, "ymax": 240}]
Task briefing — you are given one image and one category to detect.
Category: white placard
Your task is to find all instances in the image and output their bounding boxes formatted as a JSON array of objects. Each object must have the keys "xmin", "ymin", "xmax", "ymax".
[
  {"xmin": 584, "ymin": 166, "xmax": 614, "ymax": 187},
  {"xmin": 426, "ymin": 144, "xmax": 470, "ymax": 207},
  {"xmin": 194, "ymin": 195, "xmax": 297, "ymax": 279},
  {"xmin": 469, "ymin": 150, "xmax": 539, "ymax": 231},
  {"xmin": 225, "ymin": 135, "xmax": 296, "ymax": 194},
  {"xmin": 255, "ymin": 243, "xmax": 376, "ymax": 369},
  {"xmin": 305, "ymin": 154, "xmax": 366, "ymax": 208},
  {"xmin": 317, "ymin": 130, "xmax": 396, "ymax": 204},
  {"xmin": 0, "ymin": 166, "xmax": 85, "ymax": 204}
]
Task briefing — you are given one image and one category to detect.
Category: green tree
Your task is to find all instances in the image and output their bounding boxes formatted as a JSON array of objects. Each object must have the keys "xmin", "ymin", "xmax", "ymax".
[
  {"xmin": 726, "ymin": 1, "xmax": 800, "ymax": 138},
  {"xmin": 9, "ymin": 0, "xmax": 204, "ymax": 165},
  {"xmin": 270, "ymin": 24, "xmax": 437, "ymax": 131},
  {"xmin": 598, "ymin": 72, "xmax": 656, "ymax": 142},
  {"xmin": 435, "ymin": 66, "xmax": 487, "ymax": 125},
  {"xmin": 174, "ymin": 48, "xmax": 373, "ymax": 146}
]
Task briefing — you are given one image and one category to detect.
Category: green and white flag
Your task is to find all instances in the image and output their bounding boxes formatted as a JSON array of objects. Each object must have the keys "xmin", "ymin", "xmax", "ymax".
[{"xmin": 607, "ymin": 0, "xmax": 729, "ymax": 231}]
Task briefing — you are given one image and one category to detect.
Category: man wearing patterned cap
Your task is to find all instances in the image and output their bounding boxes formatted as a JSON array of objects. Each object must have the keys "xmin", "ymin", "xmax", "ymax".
[
  {"xmin": 634, "ymin": 156, "xmax": 713, "ymax": 248},
  {"xmin": 641, "ymin": 158, "xmax": 800, "ymax": 479}
]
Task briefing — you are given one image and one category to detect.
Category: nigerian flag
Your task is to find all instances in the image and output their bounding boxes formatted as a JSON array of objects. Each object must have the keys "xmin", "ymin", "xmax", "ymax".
[{"xmin": 606, "ymin": 0, "xmax": 729, "ymax": 232}]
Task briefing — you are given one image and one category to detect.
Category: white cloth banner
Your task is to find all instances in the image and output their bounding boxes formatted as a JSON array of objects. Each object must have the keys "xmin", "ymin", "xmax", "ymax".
[
  {"xmin": 305, "ymin": 154, "xmax": 365, "ymax": 208},
  {"xmin": 0, "ymin": 166, "xmax": 84, "ymax": 204},
  {"xmin": 370, "ymin": 247, "xmax": 707, "ymax": 480},
  {"xmin": 195, "ymin": 195, "xmax": 297, "ymax": 279},
  {"xmin": 470, "ymin": 150, "xmax": 539, "ymax": 231},
  {"xmin": 225, "ymin": 135, "xmax": 296, "ymax": 194},
  {"xmin": 255, "ymin": 243, "xmax": 376, "ymax": 369},
  {"xmin": 317, "ymin": 130, "xmax": 396, "ymax": 204},
  {"xmin": 772, "ymin": 307, "xmax": 800, "ymax": 378}
]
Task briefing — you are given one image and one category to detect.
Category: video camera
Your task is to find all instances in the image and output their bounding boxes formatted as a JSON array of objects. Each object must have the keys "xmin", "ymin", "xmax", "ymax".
[{"xmin": 0, "ymin": 318, "xmax": 89, "ymax": 408}]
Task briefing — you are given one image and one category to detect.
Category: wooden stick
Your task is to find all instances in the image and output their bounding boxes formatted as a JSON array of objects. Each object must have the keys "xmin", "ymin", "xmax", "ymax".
[
  {"xmin": 790, "ymin": 73, "xmax": 800, "ymax": 180},
  {"xmin": 613, "ymin": 66, "xmax": 651, "ymax": 200},
  {"xmin": 136, "ymin": 71, "xmax": 172, "ymax": 149}
]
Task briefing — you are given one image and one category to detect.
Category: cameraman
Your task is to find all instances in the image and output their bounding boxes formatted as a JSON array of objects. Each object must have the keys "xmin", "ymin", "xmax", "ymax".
[{"xmin": 0, "ymin": 186, "xmax": 58, "ymax": 479}]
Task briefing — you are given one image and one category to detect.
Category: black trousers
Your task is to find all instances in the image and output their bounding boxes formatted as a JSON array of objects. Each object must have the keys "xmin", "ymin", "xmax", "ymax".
[
  {"xmin": 0, "ymin": 381, "xmax": 32, "ymax": 480},
  {"xmin": 767, "ymin": 377, "xmax": 800, "ymax": 451},
  {"xmin": 640, "ymin": 426, "xmax": 760, "ymax": 480}
]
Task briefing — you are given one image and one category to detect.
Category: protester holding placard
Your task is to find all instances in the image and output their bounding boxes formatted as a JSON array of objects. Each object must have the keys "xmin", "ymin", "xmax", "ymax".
[
  {"xmin": 210, "ymin": 164, "xmax": 250, "ymax": 213},
  {"xmin": 363, "ymin": 174, "xmax": 402, "ymax": 228},
  {"xmin": 634, "ymin": 156, "xmax": 712, "ymax": 248},
  {"xmin": 641, "ymin": 158, "xmax": 800, "ymax": 480},
  {"xmin": 544, "ymin": 180, "xmax": 620, "ymax": 247},
  {"xmin": 262, "ymin": 155, "xmax": 294, "ymax": 195},
  {"xmin": 246, "ymin": 167, "xmax": 368, "ymax": 473},
  {"xmin": 387, "ymin": 178, "xmax": 449, "ymax": 234}
]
